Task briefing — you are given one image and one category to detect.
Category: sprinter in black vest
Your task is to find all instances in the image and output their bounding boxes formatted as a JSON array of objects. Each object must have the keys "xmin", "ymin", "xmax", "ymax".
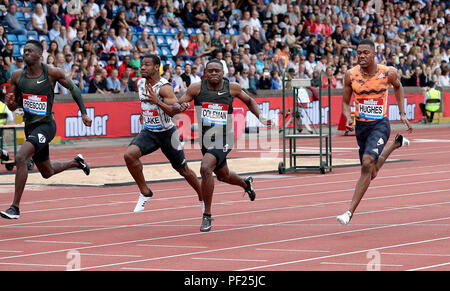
[
  {"xmin": 143, "ymin": 59, "xmax": 271, "ymax": 232},
  {"xmin": 1, "ymin": 40, "xmax": 92, "ymax": 220}
]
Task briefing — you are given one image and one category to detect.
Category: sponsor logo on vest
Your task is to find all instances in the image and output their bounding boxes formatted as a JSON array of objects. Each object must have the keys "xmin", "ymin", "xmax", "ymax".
[{"xmin": 65, "ymin": 108, "xmax": 108, "ymax": 137}]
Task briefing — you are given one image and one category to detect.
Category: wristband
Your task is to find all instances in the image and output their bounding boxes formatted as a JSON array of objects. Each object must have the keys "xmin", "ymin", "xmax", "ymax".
[{"xmin": 399, "ymin": 111, "xmax": 406, "ymax": 115}]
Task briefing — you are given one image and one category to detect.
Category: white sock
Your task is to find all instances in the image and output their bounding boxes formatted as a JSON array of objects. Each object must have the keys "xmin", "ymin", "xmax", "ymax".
[{"xmin": 200, "ymin": 201, "xmax": 205, "ymax": 213}]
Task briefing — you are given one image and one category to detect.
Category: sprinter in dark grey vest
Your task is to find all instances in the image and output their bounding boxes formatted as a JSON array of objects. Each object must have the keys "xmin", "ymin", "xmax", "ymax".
[
  {"xmin": 1, "ymin": 40, "xmax": 92, "ymax": 220},
  {"xmin": 146, "ymin": 59, "xmax": 271, "ymax": 232}
]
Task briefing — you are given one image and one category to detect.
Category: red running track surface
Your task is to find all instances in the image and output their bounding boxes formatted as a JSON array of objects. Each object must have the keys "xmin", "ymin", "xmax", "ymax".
[{"xmin": 0, "ymin": 128, "xmax": 449, "ymax": 271}]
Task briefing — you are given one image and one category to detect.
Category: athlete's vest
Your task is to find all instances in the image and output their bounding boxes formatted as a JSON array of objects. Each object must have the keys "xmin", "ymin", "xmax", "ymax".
[
  {"xmin": 349, "ymin": 64, "xmax": 390, "ymax": 122},
  {"xmin": 194, "ymin": 78, "xmax": 234, "ymax": 149},
  {"xmin": 17, "ymin": 64, "xmax": 55, "ymax": 125},
  {"xmin": 0, "ymin": 102, "xmax": 7, "ymax": 125},
  {"xmin": 425, "ymin": 88, "xmax": 441, "ymax": 112},
  {"xmin": 137, "ymin": 77, "xmax": 174, "ymax": 132}
]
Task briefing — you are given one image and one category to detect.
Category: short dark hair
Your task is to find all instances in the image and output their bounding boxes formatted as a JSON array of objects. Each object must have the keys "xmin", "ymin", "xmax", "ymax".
[
  {"xmin": 358, "ymin": 39, "xmax": 375, "ymax": 49},
  {"xmin": 206, "ymin": 58, "xmax": 223, "ymax": 69},
  {"xmin": 142, "ymin": 54, "xmax": 161, "ymax": 66},
  {"xmin": 25, "ymin": 39, "xmax": 43, "ymax": 53}
]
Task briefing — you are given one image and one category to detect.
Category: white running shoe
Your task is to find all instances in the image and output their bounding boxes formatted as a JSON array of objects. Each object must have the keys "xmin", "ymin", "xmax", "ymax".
[
  {"xmin": 395, "ymin": 134, "xmax": 410, "ymax": 147},
  {"xmin": 133, "ymin": 193, "xmax": 151, "ymax": 213},
  {"xmin": 337, "ymin": 210, "xmax": 352, "ymax": 225}
]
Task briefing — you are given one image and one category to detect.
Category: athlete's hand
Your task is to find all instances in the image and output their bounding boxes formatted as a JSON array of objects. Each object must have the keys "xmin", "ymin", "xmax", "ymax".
[
  {"xmin": 259, "ymin": 115, "xmax": 272, "ymax": 127},
  {"xmin": 179, "ymin": 102, "xmax": 190, "ymax": 112},
  {"xmin": 345, "ymin": 116, "xmax": 355, "ymax": 132},
  {"xmin": 5, "ymin": 93, "xmax": 15, "ymax": 106},
  {"xmin": 82, "ymin": 114, "xmax": 92, "ymax": 127},
  {"xmin": 143, "ymin": 84, "xmax": 159, "ymax": 104},
  {"xmin": 401, "ymin": 114, "xmax": 413, "ymax": 133}
]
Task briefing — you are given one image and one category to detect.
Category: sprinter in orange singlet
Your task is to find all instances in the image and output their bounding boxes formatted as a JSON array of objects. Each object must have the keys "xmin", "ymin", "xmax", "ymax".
[{"xmin": 337, "ymin": 39, "xmax": 413, "ymax": 225}]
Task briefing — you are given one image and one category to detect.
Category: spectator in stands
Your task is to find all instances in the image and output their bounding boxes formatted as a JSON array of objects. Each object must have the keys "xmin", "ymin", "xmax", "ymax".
[
  {"xmin": 181, "ymin": 1, "xmax": 197, "ymax": 28},
  {"xmin": 105, "ymin": 54, "xmax": 118, "ymax": 77},
  {"xmin": 114, "ymin": 27, "xmax": 133, "ymax": 60},
  {"xmin": 106, "ymin": 68, "xmax": 121, "ymax": 93},
  {"xmin": 31, "ymin": 3, "xmax": 49, "ymax": 36},
  {"xmin": 135, "ymin": 30, "xmax": 156, "ymax": 56},
  {"xmin": 170, "ymin": 30, "xmax": 189, "ymax": 58},
  {"xmin": 180, "ymin": 63, "xmax": 192, "ymax": 88},
  {"xmin": 322, "ymin": 66, "xmax": 337, "ymax": 89},
  {"xmin": 192, "ymin": 1, "xmax": 210, "ymax": 28},
  {"xmin": 47, "ymin": 3, "xmax": 66, "ymax": 29},
  {"xmin": 88, "ymin": 71, "xmax": 107, "ymax": 94},
  {"xmin": 248, "ymin": 30, "xmax": 262, "ymax": 55},
  {"xmin": 62, "ymin": 52, "xmax": 74, "ymax": 73},
  {"xmin": 119, "ymin": 72, "xmax": 132, "ymax": 93},
  {"xmin": 1, "ymin": 41, "xmax": 14, "ymax": 68},
  {"xmin": 404, "ymin": 65, "xmax": 428, "ymax": 87},
  {"xmin": 304, "ymin": 52, "xmax": 317, "ymax": 78},
  {"xmin": 0, "ymin": 26, "xmax": 7, "ymax": 52},
  {"xmin": 439, "ymin": 67, "xmax": 449, "ymax": 87},
  {"xmin": 5, "ymin": 4, "xmax": 31, "ymax": 37},
  {"xmin": 6, "ymin": 57, "xmax": 24, "ymax": 80}
]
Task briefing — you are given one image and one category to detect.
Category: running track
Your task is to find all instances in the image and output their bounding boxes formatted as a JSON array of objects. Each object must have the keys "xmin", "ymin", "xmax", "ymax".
[{"xmin": 0, "ymin": 127, "xmax": 449, "ymax": 271}]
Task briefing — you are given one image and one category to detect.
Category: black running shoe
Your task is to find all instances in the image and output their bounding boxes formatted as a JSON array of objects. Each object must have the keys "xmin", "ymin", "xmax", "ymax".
[
  {"xmin": 244, "ymin": 177, "xmax": 256, "ymax": 201},
  {"xmin": 394, "ymin": 134, "xmax": 410, "ymax": 147},
  {"xmin": 75, "ymin": 154, "xmax": 90, "ymax": 175},
  {"xmin": 0, "ymin": 149, "xmax": 9, "ymax": 161},
  {"xmin": 0, "ymin": 205, "xmax": 20, "ymax": 219},
  {"xmin": 200, "ymin": 214, "xmax": 213, "ymax": 232}
]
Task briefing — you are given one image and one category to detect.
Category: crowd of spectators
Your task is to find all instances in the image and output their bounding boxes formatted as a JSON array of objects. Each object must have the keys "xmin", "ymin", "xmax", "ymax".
[{"xmin": 0, "ymin": 0, "xmax": 449, "ymax": 96}]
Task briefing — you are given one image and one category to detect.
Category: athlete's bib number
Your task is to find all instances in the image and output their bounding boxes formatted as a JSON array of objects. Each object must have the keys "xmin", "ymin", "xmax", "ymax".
[
  {"xmin": 201, "ymin": 103, "xmax": 228, "ymax": 125},
  {"xmin": 143, "ymin": 110, "xmax": 163, "ymax": 130},
  {"xmin": 358, "ymin": 98, "xmax": 384, "ymax": 120},
  {"xmin": 22, "ymin": 94, "xmax": 47, "ymax": 116}
]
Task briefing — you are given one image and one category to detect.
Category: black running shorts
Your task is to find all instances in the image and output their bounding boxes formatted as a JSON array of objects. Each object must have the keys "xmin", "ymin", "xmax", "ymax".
[
  {"xmin": 129, "ymin": 126, "xmax": 187, "ymax": 169},
  {"xmin": 25, "ymin": 120, "xmax": 57, "ymax": 163},
  {"xmin": 355, "ymin": 117, "xmax": 391, "ymax": 163},
  {"xmin": 201, "ymin": 146, "xmax": 232, "ymax": 171}
]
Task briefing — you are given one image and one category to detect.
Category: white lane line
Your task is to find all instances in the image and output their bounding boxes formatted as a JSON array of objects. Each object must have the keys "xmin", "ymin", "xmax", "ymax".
[
  {"xmin": 137, "ymin": 244, "xmax": 208, "ymax": 249},
  {"xmin": 0, "ymin": 262, "xmax": 66, "ymax": 267},
  {"xmin": 25, "ymin": 240, "xmax": 92, "ymax": 245},
  {"xmin": 192, "ymin": 257, "xmax": 268, "ymax": 262},
  {"xmin": 122, "ymin": 267, "xmax": 201, "ymax": 271},
  {"xmin": 320, "ymin": 262, "xmax": 403, "ymax": 267},
  {"xmin": 407, "ymin": 262, "xmax": 450, "ymax": 271},
  {"xmin": 257, "ymin": 248, "xmax": 330, "ymax": 253},
  {"xmin": 382, "ymin": 252, "xmax": 450, "ymax": 257},
  {"xmin": 0, "ymin": 250, "xmax": 23, "ymax": 253},
  {"xmin": 80, "ymin": 253, "xmax": 142, "ymax": 258}
]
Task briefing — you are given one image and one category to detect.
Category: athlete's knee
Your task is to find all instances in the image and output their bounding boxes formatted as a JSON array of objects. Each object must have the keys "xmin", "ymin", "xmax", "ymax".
[
  {"xmin": 176, "ymin": 165, "xmax": 190, "ymax": 177},
  {"xmin": 123, "ymin": 149, "xmax": 139, "ymax": 164},
  {"xmin": 200, "ymin": 164, "xmax": 213, "ymax": 178},
  {"xmin": 361, "ymin": 156, "xmax": 375, "ymax": 173},
  {"xmin": 40, "ymin": 170, "xmax": 54, "ymax": 179}
]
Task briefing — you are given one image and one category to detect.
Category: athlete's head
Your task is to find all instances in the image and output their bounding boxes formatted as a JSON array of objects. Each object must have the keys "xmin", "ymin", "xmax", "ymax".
[
  {"xmin": 204, "ymin": 59, "xmax": 224, "ymax": 85},
  {"xmin": 23, "ymin": 40, "xmax": 43, "ymax": 65},
  {"xmin": 141, "ymin": 54, "xmax": 161, "ymax": 78},
  {"xmin": 357, "ymin": 39, "xmax": 376, "ymax": 69}
]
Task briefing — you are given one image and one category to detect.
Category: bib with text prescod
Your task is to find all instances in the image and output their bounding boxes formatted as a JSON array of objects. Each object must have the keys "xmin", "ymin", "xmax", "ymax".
[
  {"xmin": 22, "ymin": 94, "xmax": 48, "ymax": 116},
  {"xmin": 201, "ymin": 102, "xmax": 229, "ymax": 125},
  {"xmin": 142, "ymin": 110, "xmax": 163, "ymax": 130},
  {"xmin": 357, "ymin": 98, "xmax": 384, "ymax": 120}
]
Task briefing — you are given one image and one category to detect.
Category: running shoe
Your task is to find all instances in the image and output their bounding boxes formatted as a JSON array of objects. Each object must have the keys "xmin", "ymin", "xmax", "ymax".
[
  {"xmin": 394, "ymin": 134, "xmax": 410, "ymax": 147},
  {"xmin": 0, "ymin": 205, "xmax": 20, "ymax": 219},
  {"xmin": 0, "ymin": 149, "xmax": 9, "ymax": 161},
  {"xmin": 336, "ymin": 210, "xmax": 352, "ymax": 225},
  {"xmin": 200, "ymin": 213, "xmax": 213, "ymax": 232},
  {"xmin": 244, "ymin": 176, "xmax": 256, "ymax": 201},
  {"xmin": 74, "ymin": 154, "xmax": 90, "ymax": 175},
  {"xmin": 133, "ymin": 192, "xmax": 152, "ymax": 213}
]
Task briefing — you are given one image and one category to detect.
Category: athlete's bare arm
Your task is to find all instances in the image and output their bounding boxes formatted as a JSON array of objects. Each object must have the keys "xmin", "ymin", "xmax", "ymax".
[
  {"xmin": 342, "ymin": 71, "xmax": 354, "ymax": 131},
  {"xmin": 230, "ymin": 82, "xmax": 271, "ymax": 126},
  {"xmin": 4, "ymin": 70, "xmax": 24, "ymax": 112},
  {"xmin": 388, "ymin": 67, "xmax": 412, "ymax": 133},
  {"xmin": 144, "ymin": 82, "xmax": 201, "ymax": 117},
  {"xmin": 48, "ymin": 66, "xmax": 92, "ymax": 127}
]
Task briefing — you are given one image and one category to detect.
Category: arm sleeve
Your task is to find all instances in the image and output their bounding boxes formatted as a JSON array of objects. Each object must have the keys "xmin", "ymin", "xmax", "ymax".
[{"xmin": 67, "ymin": 79, "xmax": 87, "ymax": 115}]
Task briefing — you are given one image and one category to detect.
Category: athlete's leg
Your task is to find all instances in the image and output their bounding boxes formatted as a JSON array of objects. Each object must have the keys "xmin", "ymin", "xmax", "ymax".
[
  {"xmin": 176, "ymin": 164, "xmax": 202, "ymax": 202},
  {"xmin": 199, "ymin": 153, "xmax": 217, "ymax": 215},
  {"xmin": 124, "ymin": 144, "xmax": 150, "ymax": 196},
  {"xmin": 349, "ymin": 154, "xmax": 376, "ymax": 214},
  {"xmin": 11, "ymin": 142, "xmax": 35, "ymax": 207},
  {"xmin": 214, "ymin": 164, "xmax": 247, "ymax": 188}
]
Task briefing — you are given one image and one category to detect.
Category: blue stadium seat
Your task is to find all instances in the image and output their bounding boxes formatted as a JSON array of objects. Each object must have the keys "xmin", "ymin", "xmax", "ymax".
[
  {"xmin": 160, "ymin": 47, "xmax": 172, "ymax": 57},
  {"xmin": 15, "ymin": 12, "xmax": 25, "ymax": 21},
  {"xmin": 165, "ymin": 36, "xmax": 175, "ymax": 46},
  {"xmin": 17, "ymin": 34, "xmax": 27, "ymax": 45},
  {"xmin": 12, "ymin": 45, "xmax": 21, "ymax": 57},
  {"xmin": 156, "ymin": 35, "xmax": 167, "ymax": 47},
  {"xmin": 6, "ymin": 34, "xmax": 17, "ymax": 42}
]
